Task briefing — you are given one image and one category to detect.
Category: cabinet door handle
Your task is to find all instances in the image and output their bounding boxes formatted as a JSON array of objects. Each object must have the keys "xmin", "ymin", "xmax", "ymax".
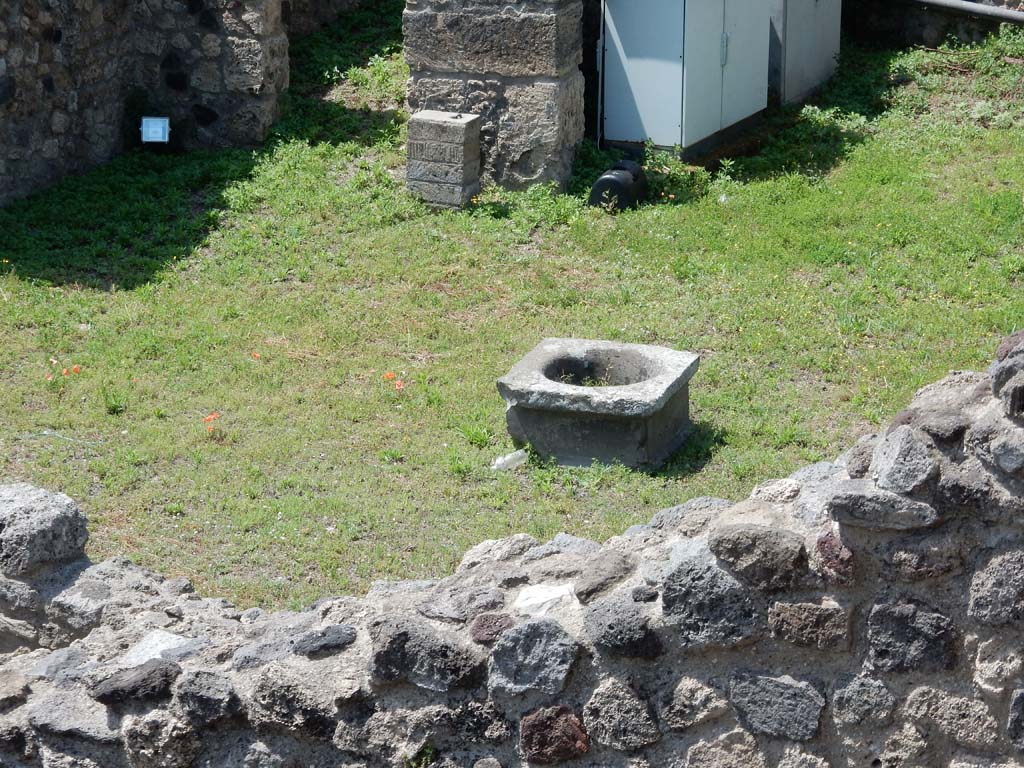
[{"xmin": 720, "ymin": 32, "xmax": 729, "ymax": 68}]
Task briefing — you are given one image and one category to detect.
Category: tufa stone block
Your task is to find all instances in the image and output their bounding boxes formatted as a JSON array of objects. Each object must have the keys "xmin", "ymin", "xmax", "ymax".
[
  {"xmin": 406, "ymin": 110, "xmax": 482, "ymax": 209},
  {"xmin": 403, "ymin": 4, "xmax": 583, "ymax": 79}
]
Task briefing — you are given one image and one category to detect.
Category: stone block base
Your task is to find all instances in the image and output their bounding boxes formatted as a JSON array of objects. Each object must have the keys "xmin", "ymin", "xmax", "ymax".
[
  {"xmin": 497, "ymin": 339, "xmax": 700, "ymax": 469},
  {"xmin": 407, "ymin": 110, "xmax": 482, "ymax": 208}
]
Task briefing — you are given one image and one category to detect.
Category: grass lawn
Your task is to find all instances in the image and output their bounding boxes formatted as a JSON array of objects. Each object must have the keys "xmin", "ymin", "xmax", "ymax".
[{"xmin": 1, "ymin": 6, "xmax": 1023, "ymax": 608}]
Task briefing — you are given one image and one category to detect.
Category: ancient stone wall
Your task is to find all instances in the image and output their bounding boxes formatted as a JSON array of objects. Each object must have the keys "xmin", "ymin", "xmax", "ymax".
[
  {"xmin": 126, "ymin": 0, "xmax": 289, "ymax": 152},
  {"xmin": 0, "ymin": 331, "xmax": 1023, "ymax": 767},
  {"xmin": 404, "ymin": 0, "xmax": 585, "ymax": 189},
  {"xmin": 0, "ymin": 0, "xmax": 346, "ymax": 207},
  {"xmin": 0, "ymin": 0, "xmax": 135, "ymax": 208}
]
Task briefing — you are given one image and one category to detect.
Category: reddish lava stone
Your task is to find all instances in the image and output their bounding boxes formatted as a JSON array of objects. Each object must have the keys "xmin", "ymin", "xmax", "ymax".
[
  {"xmin": 815, "ymin": 531, "xmax": 855, "ymax": 584},
  {"xmin": 470, "ymin": 612, "xmax": 514, "ymax": 645},
  {"xmin": 519, "ymin": 706, "xmax": 589, "ymax": 764},
  {"xmin": 997, "ymin": 330, "xmax": 1024, "ymax": 361}
]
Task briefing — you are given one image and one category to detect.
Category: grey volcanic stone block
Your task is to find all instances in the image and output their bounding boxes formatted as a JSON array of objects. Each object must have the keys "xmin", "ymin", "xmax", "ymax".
[
  {"xmin": 0, "ymin": 484, "xmax": 88, "ymax": 576},
  {"xmin": 175, "ymin": 670, "xmax": 241, "ymax": 722},
  {"xmin": 489, "ymin": 618, "xmax": 579, "ymax": 696},
  {"xmin": 729, "ymin": 673, "xmax": 825, "ymax": 741},
  {"xmin": 370, "ymin": 615, "xmax": 484, "ymax": 692},
  {"xmin": 867, "ymin": 601, "xmax": 958, "ymax": 672},
  {"xmin": 870, "ymin": 426, "xmax": 937, "ymax": 493},
  {"xmin": 969, "ymin": 549, "xmax": 1024, "ymax": 626},
  {"xmin": 574, "ymin": 550, "xmax": 634, "ymax": 602},
  {"xmin": 825, "ymin": 479, "xmax": 939, "ymax": 530},
  {"xmin": 662, "ymin": 550, "xmax": 764, "ymax": 649},
  {"xmin": 709, "ymin": 525, "xmax": 808, "ymax": 592},
  {"xmin": 992, "ymin": 431, "xmax": 1024, "ymax": 478},
  {"xmin": 832, "ymin": 676, "xmax": 896, "ymax": 728},
  {"xmin": 1009, "ymin": 689, "xmax": 1024, "ymax": 751},
  {"xmin": 291, "ymin": 624, "xmax": 357, "ymax": 658},
  {"xmin": 583, "ymin": 679, "xmax": 660, "ymax": 750},
  {"xmin": 0, "ymin": 672, "xmax": 29, "ymax": 712},
  {"xmin": 91, "ymin": 659, "xmax": 182, "ymax": 705},
  {"xmin": 584, "ymin": 593, "xmax": 662, "ymax": 659},
  {"xmin": 497, "ymin": 339, "xmax": 700, "ymax": 469},
  {"xmin": 28, "ymin": 688, "xmax": 120, "ymax": 743},
  {"xmin": 1002, "ymin": 371, "xmax": 1024, "ymax": 419},
  {"xmin": 250, "ymin": 664, "xmax": 339, "ymax": 739},
  {"xmin": 403, "ymin": 4, "xmax": 582, "ymax": 78},
  {"xmin": 992, "ymin": 350, "xmax": 1024, "ymax": 396}
]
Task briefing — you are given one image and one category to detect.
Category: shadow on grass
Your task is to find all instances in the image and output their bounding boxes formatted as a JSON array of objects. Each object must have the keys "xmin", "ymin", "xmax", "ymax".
[
  {"xmin": 725, "ymin": 43, "xmax": 905, "ymax": 181},
  {"xmin": 563, "ymin": 43, "xmax": 905, "ymax": 211},
  {"xmin": 0, "ymin": 0, "xmax": 405, "ymax": 291},
  {"xmin": 286, "ymin": 0, "xmax": 404, "ymax": 97},
  {"xmin": 657, "ymin": 421, "xmax": 729, "ymax": 479},
  {"xmin": 270, "ymin": 99, "xmax": 403, "ymax": 149},
  {"xmin": 0, "ymin": 149, "xmax": 258, "ymax": 291}
]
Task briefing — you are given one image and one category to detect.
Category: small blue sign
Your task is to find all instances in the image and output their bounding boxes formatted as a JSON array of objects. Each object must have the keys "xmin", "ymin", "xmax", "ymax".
[{"xmin": 140, "ymin": 117, "xmax": 170, "ymax": 144}]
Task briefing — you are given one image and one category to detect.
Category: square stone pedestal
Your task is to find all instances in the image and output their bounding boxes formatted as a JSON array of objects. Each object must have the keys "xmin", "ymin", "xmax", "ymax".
[
  {"xmin": 406, "ymin": 110, "xmax": 481, "ymax": 208},
  {"xmin": 496, "ymin": 338, "xmax": 700, "ymax": 469}
]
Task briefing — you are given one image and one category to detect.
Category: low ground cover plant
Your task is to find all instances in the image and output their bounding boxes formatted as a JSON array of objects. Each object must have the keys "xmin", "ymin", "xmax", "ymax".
[{"xmin": 0, "ymin": 14, "xmax": 1022, "ymax": 607}]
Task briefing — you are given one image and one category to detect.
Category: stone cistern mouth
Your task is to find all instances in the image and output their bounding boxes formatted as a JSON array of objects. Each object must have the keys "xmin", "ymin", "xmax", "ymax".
[
  {"xmin": 498, "ymin": 338, "xmax": 700, "ymax": 468},
  {"xmin": 541, "ymin": 349, "xmax": 654, "ymax": 388}
]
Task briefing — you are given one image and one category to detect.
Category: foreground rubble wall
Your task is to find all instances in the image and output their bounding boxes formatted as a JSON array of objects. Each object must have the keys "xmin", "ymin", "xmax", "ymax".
[{"xmin": 1, "ymin": 331, "xmax": 1024, "ymax": 767}]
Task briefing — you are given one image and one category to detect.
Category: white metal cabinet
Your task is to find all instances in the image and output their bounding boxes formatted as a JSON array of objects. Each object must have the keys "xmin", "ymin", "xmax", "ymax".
[
  {"xmin": 721, "ymin": 0, "xmax": 771, "ymax": 130},
  {"xmin": 681, "ymin": 0, "xmax": 724, "ymax": 147},
  {"xmin": 602, "ymin": 0, "xmax": 686, "ymax": 146},
  {"xmin": 770, "ymin": 0, "xmax": 842, "ymax": 104},
  {"xmin": 601, "ymin": 0, "xmax": 771, "ymax": 150}
]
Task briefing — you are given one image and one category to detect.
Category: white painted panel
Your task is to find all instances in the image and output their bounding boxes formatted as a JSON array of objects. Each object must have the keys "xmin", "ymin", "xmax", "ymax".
[
  {"xmin": 782, "ymin": 0, "xmax": 841, "ymax": 104},
  {"xmin": 721, "ymin": 0, "xmax": 770, "ymax": 128},
  {"xmin": 681, "ymin": 0, "xmax": 725, "ymax": 147},
  {"xmin": 602, "ymin": 0, "xmax": 685, "ymax": 146}
]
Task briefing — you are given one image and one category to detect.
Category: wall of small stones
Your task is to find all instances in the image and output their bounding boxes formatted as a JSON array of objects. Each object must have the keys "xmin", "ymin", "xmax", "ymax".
[
  {"xmin": 0, "ymin": 0, "xmax": 135, "ymax": 208},
  {"xmin": 404, "ymin": 0, "xmax": 585, "ymax": 189},
  {"xmin": 127, "ymin": 0, "xmax": 290, "ymax": 152},
  {"xmin": 0, "ymin": 331, "xmax": 1023, "ymax": 767},
  {"xmin": 0, "ymin": 0, "xmax": 347, "ymax": 207}
]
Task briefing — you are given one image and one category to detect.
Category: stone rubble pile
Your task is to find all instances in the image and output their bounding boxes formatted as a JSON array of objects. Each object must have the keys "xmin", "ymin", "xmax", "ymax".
[{"xmin": 0, "ymin": 332, "xmax": 1023, "ymax": 767}]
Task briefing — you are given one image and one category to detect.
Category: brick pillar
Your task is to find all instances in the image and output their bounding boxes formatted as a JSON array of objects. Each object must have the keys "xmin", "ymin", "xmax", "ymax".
[{"xmin": 404, "ymin": 0, "xmax": 585, "ymax": 189}]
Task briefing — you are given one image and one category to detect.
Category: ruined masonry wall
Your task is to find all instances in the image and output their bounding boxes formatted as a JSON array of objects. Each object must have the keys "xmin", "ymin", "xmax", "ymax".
[
  {"xmin": 404, "ymin": 0, "xmax": 585, "ymax": 190},
  {"xmin": 0, "ymin": 0, "xmax": 332, "ymax": 208},
  {"xmin": 0, "ymin": 0, "xmax": 135, "ymax": 207},
  {"xmin": 0, "ymin": 331, "xmax": 1023, "ymax": 767}
]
